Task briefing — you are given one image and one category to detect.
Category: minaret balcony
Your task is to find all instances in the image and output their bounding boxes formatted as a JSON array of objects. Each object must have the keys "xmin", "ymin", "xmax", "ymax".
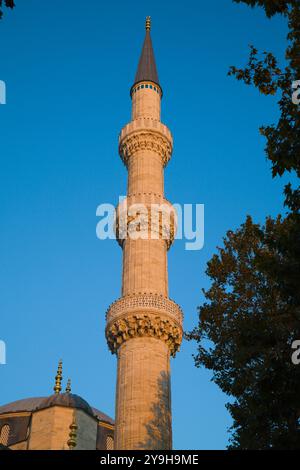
[
  {"xmin": 115, "ymin": 194, "xmax": 177, "ymax": 250},
  {"xmin": 119, "ymin": 119, "xmax": 173, "ymax": 167},
  {"xmin": 105, "ymin": 293, "xmax": 183, "ymax": 357}
]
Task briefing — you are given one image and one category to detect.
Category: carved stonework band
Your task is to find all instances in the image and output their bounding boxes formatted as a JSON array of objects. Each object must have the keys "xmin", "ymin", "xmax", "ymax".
[
  {"xmin": 115, "ymin": 195, "xmax": 177, "ymax": 249},
  {"xmin": 106, "ymin": 293, "xmax": 183, "ymax": 357},
  {"xmin": 119, "ymin": 130, "xmax": 172, "ymax": 167},
  {"xmin": 106, "ymin": 293, "xmax": 183, "ymax": 323},
  {"xmin": 106, "ymin": 313, "xmax": 182, "ymax": 357}
]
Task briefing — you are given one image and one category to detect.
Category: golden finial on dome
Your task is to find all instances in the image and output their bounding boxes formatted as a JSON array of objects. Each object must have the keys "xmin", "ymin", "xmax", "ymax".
[
  {"xmin": 53, "ymin": 359, "xmax": 63, "ymax": 394},
  {"xmin": 65, "ymin": 378, "xmax": 71, "ymax": 394},
  {"xmin": 67, "ymin": 415, "xmax": 78, "ymax": 450},
  {"xmin": 145, "ymin": 16, "xmax": 151, "ymax": 31}
]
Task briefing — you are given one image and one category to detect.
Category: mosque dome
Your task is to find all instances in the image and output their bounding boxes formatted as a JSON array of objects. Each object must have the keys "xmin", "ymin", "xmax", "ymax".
[
  {"xmin": 0, "ymin": 361, "xmax": 114, "ymax": 450},
  {"xmin": 0, "ymin": 395, "xmax": 113, "ymax": 425},
  {"xmin": 35, "ymin": 393, "xmax": 94, "ymax": 416}
]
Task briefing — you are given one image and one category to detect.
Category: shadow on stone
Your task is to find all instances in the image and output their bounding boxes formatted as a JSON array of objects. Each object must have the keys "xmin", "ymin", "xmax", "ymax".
[{"xmin": 137, "ymin": 370, "xmax": 172, "ymax": 450}]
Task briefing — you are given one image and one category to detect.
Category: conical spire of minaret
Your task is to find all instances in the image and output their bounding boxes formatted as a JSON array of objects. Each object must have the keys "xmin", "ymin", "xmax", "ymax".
[{"xmin": 133, "ymin": 16, "xmax": 160, "ymax": 88}]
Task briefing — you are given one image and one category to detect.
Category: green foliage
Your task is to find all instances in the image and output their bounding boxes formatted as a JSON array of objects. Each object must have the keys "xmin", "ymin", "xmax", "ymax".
[
  {"xmin": 229, "ymin": 1, "xmax": 300, "ymax": 209},
  {"xmin": 233, "ymin": 0, "xmax": 294, "ymax": 18},
  {"xmin": 189, "ymin": 0, "xmax": 300, "ymax": 449},
  {"xmin": 188, "ymin": 215, "xmax": 300, "ymax": 448},
  {"xmin": 0, "ymin": 0, "xmax": 15, "ymax": 20}
]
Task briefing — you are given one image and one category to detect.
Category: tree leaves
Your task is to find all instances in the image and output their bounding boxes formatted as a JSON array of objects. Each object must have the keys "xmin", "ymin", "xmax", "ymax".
[
  {"xmin": 233, "ymin": 0, "xmax": 293, "ymax": 18},
  {"xmin": 0, "ymin": 0, "xmax": 15, "ymax": 20},
  {"xmin": 189, "ymin": 1, "xmax": 300, "ymax": 448},
  {"xmin": 187, "ymin": 216, "xmax": 300, "ymax": 448},
  {"xmin": 229, "ymin": 3, "xmax": 300, "ymax": 210}
]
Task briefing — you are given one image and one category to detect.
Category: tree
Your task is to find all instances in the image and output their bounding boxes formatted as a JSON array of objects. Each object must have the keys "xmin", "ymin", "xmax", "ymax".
[
  {"xmin": 229, "ymin": 0, "xmax": 300, "ymax": 211},
  {"xmin": 233, "ymin": 0, "xmax": 292, "ymax": 18},
  {"xmin": 188, "ymin": 0, "xmax": 300, "ymax": 449},
  {"xmin": 0, "ymin": 0, "xmax": 15, "ymax": 20},
  {"xmin": 188, "ymin": 216, "xmax": 300, "ymax": 449}
]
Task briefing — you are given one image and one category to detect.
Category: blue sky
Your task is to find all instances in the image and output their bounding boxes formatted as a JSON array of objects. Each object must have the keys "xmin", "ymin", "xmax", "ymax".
[{"xmin": 0, "ymin": 0, "xmax": 291, "ymax": 449}]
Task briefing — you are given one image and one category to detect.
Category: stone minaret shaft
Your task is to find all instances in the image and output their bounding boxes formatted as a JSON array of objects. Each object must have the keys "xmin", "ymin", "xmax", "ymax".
[{"xmin": 106, "ymin": 17, "xmax": 183, "ymax": 450}]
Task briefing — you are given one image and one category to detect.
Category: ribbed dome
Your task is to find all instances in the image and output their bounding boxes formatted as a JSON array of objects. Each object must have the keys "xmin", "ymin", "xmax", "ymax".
[
  {"xmin": 35, "ymin": 393, "xmax": 94, "ymax": 416},
  {"xmin": 0, "ymin": 395, "xmax": 114, "ymax": 424},
  {"xmin": 0, "ymin": 397, "xmax": 45, "ymax": 414}
]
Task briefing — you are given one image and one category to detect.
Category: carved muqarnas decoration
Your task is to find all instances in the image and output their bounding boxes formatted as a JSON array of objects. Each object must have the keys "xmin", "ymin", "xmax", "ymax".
[
  {"xmin": 106, "ymin": 314, "xmax": 182, "ymax": 357},
  {"xmin": 119, "ymin": 131, "xmax": 172, "ymax": 167}
]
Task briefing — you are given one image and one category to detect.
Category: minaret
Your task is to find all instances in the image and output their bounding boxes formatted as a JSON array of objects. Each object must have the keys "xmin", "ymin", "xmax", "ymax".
[{"xmin": 106, "ymin": 17, "xmax": 183, "ymax": 450}]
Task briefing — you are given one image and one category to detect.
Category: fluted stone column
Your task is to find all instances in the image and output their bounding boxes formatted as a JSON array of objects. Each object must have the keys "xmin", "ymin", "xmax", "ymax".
[{"xmin": 105, "ymin": 18, "xmax": 182, "ymax": 450}]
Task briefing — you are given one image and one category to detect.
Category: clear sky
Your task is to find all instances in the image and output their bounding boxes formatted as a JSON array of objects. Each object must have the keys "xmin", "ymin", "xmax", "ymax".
[{"xmin": 0, "ymin": 0, "xmax": 290, "ymax": 449}]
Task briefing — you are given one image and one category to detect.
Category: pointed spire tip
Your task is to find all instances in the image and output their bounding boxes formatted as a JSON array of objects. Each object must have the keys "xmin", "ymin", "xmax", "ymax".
[{"xmin": 132, "ymin": 16, "xmax": 160, "ymax": 91}]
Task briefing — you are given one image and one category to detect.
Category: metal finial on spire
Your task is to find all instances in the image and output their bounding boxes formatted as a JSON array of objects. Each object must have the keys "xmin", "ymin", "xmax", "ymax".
[
  {"xmin": 67, "ymin": 415, "xmax": 78, "ymax": 450},
  {"xmin": 65, "ymin": 378, "xmax": 71, "ymax": 394},
  {"xmin": 53, "ymin": 359, "xmax": 63, "ymax": 394},
  {"xmin": 145, "ymin": 16, "xmax": 151, "ymax": 31}
]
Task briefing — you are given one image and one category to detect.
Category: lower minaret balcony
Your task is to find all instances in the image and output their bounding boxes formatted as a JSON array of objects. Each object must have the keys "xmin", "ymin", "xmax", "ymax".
[{"xmin": 105, "ymin": 293, "xmax": 183, "ymax": 358}]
